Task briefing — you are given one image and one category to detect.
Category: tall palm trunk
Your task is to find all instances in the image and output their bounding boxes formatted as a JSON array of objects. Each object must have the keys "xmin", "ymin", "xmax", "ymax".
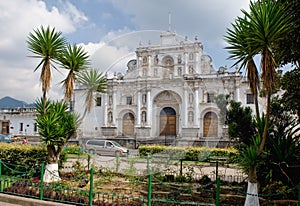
[
  {"xmin": 258, "ymin": 90, "xmax": 271, "ymax": 155},
  {"xmin": 247, "ymin": 58, "xmax": 260, "ymax": 119},
  {"xmin": 41, "ymin": 59, "xmax": 51, "ymax": 114}
]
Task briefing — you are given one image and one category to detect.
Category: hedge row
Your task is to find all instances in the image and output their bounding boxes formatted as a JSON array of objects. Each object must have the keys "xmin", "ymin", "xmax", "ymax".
[
  {"xmin": 138, "ymin": 145, "xmax": 238, "ymax": 163},
  {"xmin": 0, "ymin": 143, "xmax": 66, "ymax": 172}
]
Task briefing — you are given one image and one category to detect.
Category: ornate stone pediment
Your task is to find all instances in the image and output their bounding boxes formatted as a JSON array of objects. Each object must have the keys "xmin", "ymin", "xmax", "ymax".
[{"xmin": 154, "ymin": 90, "xmax": 182, "ymax": 104}]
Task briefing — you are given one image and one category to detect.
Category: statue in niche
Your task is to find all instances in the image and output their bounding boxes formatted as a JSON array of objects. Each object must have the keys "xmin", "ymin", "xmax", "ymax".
[
  {"xmin": 189, "ymin": 65, "xmax": 193, "ymax": 74},
  {"xmin": 141, "ymin": 111, "xmax": 146, "ymax": 123},
  {"xmin": 177, "ymin": 55, "xmax": 182, "ymax": 64},
  {"xmin": 189, "ymin": 93, "xmax": 194, "ymax": 104},
  {"xmin": 142, "ymin": 94, "xmax": 147, "ymax": 104},
  {"xmin": 178, "ymin": 67, "xmax": 182, "ymax": 76},
  {"xmin": 154, "ymin": 55, "xmax": 159, "ymax": 65},
  {"xmin": 108, "ymin": 112, "xmax": 113, "ymax": 123},
  {"xmin": 188, "ymin": 111, "xmax": 194, "ymax": 123}
]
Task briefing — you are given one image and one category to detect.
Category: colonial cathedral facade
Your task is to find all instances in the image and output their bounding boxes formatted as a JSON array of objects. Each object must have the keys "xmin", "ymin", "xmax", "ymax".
[{"xmin": 74, "ymin": 30, "xmax": 259, "ymax": 143}]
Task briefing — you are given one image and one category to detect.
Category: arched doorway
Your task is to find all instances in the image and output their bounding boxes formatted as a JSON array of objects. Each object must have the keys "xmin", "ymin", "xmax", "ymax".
[
  {"xmin": 122, "ymin": 113, "xmax": 135, "ymax": 136},
  {"xmin": 203, "ymin": 112, "xmax": 218, "ymax": 137},
  {"xmin": 1, "ymin": 121, "xmax": 9, "ymax": 134},
  {"xmin": 160, "ymin": 107, "xmax": 176, "ymax": 136}
]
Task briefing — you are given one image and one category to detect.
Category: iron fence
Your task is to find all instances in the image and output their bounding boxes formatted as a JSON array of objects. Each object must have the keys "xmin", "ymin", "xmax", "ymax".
[{"xmin": 0, "ymin": 158, "xmax": 299, "ymax": 206}]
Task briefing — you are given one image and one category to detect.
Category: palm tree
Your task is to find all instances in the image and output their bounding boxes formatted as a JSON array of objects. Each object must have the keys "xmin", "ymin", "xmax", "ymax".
[
  {"xmin": 242, "ymin": 0, "xmax": 293, "ymax": 155},
  {"xmin": 225, "ymin": 16, "xmax": 260, "ymax": 118},
  {"xmin": 27, "ymin": 26, "xmax": 67, "ymax": 112},
  {"xmin": 76, "ymin": 69, "xmax": 107, "ymax": 118},
  {"xmin": 35, "ymin": 98, "xmax": 80, "ymax": 182},
  {"xmin": 58, "ymin": 44, "xmax": 90, "ymax": 102},
  {"xmin": 225, "ymin": 0, "xmax": 293, "ymax": 205}
]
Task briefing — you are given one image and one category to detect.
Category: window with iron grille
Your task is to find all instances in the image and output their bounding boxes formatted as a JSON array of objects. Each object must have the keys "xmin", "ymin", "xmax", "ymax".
[
  {"xmin": 207, "ymin": 93, "xmax": 215, "ymax": 103},
  {"xmin": 126, "ymin": 96, "xmax": 133, "ymax": 105},
  {"xmin": 247, "ymin": 94, "xmax": 254, "ymax": 104},
  {"xmin": 96, "ymin": 96, "xmax": 101, "ymax": 106}
]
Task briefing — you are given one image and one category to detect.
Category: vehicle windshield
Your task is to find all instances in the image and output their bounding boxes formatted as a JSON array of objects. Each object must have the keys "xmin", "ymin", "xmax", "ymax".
[
  {"xmin": 4, "ymin": 136, "xmax": 10, "ymax": 140},
  {"xmin": 111, "ymin": 141, "xmax": 122, "ymax": 147},
  {"xmin": 0, "ymin": 134, "xmax": 11, "ymax": 141}
]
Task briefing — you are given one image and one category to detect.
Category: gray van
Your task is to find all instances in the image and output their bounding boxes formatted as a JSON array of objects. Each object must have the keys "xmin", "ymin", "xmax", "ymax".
[{"xmin": 85, "ymin": 140, "xmax": 129, "ymax": 156}]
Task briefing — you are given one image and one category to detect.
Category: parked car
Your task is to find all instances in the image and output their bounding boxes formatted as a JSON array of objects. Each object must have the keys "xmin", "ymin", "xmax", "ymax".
[
  {"xmin": 85, "ymin": 140, "xmax": 129, "ymax": 156},
  {"xmin": 0, "ymin": 134, "xmax": 12, "ymax": 143}
]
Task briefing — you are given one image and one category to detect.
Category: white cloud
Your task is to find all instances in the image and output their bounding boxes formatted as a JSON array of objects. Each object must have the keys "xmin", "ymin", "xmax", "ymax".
[
  {"xmin": 0, "ymin": 0, "xmax": 252, "ymax": 103},
  {"xmin": 0, "ymin": 0, "xmax": 88, "ymax": 102},
  {"xmin": 61, "ymin": 1, "xmax": 88, "ymax": 25},
  {"xmin": 109, "ymin": 0, "xmax": 250, "ymax": 68}
]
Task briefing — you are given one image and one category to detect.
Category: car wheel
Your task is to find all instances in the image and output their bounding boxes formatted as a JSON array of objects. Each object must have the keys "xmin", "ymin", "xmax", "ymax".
[{"xmin": 88, "ymin": 149, "xmax": 95, "ymax": 154}]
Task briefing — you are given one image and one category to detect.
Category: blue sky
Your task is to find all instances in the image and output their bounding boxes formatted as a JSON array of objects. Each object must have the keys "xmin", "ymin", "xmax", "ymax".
[{"xmin": 0, "ymin": 0, "xmax": 251, "ymax": 103}]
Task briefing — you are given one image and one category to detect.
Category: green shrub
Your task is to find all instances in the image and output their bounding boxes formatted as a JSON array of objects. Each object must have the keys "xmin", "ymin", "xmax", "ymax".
[
  {"xmin": 138, "ymin": 145, "xmax": 238, "ymax": 163},
  {"xmin": 63, "ymin": 144, "xmax": 83, "ymax": 155},
  {"xmin": 0, "ymin": 143, "xmax": 66, "ymax": 175}
]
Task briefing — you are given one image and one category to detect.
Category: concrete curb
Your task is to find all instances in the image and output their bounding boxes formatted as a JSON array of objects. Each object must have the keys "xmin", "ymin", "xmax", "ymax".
[{"xmin": 0, "ymin": 193, "xmax": 72, "ymax": 206}]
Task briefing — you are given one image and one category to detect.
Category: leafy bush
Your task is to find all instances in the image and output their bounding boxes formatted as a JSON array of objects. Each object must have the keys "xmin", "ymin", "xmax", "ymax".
[
  {"xmin": 63, "ymin": 144, "xmax": 83, "ymax": 155},
  {"xmin": 0, "ymin": 143, "xmax": 66, "ymax": 175},
  {"xmin": 138, "ymin": 145, "xmax": 238, "ymax": 163}
]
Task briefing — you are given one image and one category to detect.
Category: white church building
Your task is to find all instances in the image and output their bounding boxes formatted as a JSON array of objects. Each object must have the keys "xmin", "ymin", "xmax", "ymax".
[{"xmin": 74, "ymin": 30, "xmax": 260, "ymax": 145}]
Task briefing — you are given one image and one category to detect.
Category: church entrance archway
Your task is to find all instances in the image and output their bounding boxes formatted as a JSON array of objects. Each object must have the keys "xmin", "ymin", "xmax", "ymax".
[
  {"xmin": 160, "ymin": 107, "xmax": 176, "ymax": 136},
  {"xmin": 122, "ymin": 113, "xmax": 135, "ymax": 136},
  {"xmin": 203, "ymin": 112, "xmax": 218, "ymax": 137}
]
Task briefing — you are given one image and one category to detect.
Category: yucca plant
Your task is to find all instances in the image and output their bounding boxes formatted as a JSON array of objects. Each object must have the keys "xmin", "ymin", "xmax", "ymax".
[
  {"xmin": 76, "ymin": 69, "xmax": 107, "ymax": 118},
  {"xmin": 58, "ymin": 44, "xmax": 90, "ymax": 102},
  {"xmin": 27, "ymin": 26, "xmax": 67, "ymax": 112},
  {"xmin": 35, "ymin": 98, "xmax": 80, "ymax": 182},
  {"xmin": 225, "ymin": 1, "xmax": 293, "ymax": 205},
  {"xmin": 261, "ymin": 100, "xmax": 300, "ymax": 186}
]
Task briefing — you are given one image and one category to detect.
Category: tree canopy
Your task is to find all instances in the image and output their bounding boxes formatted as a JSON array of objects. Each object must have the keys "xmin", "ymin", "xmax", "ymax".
[{"xmin": 275, "ymin": 0, "xmax": 300, "ymax": 67}]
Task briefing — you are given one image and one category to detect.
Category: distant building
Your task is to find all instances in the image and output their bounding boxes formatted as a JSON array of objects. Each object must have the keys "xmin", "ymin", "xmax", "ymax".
[
  {"xmin": 0, "ymin": 107, "xmax": 37, "ymax": 136},
  {"xmin": 74, "ymin": 30, "xmax": 265, "ymax": 144}
]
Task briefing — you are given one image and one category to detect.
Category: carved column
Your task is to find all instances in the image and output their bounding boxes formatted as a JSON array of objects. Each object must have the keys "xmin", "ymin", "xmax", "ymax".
[
  {"xmin": 146, "ymin": 90, "xmax": 151, "ymax": 126},
  {"xmin": 137, "ymin": 91, "xmax": 141, "ymax": 126},
  {"xmin": 236, "ymin": 79, "xmax": 240, "ymax": 102},
  {"xmin": 112, "ymin": 89, "xmax": 117, "ymax": 126},
  {"xmin": 103, "ymin": 93, "xmax": 108, "ymax": 126},
  {"xmin": 194, "ymin": 88, "xmax": 199, "ymax": 126},
  {"xmin": 182, "ymin": 84, "xmax": 188, "ymax": 126},
  {"xmin": 148, "ymin": 55, "xmax": 152, "ymax": 76},
  {"xmin": 184, "ymin": 52, "xmax": 188, "ymax": 75},
  {"xmin": 195, "ymin": 52, "xmax": 200, "ymax": 74}
]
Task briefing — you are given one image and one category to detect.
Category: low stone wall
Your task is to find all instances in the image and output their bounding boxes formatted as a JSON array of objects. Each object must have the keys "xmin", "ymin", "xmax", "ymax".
[{"xmin": 0, "ymin": 193, "xmax": 72, "ymax": 206}]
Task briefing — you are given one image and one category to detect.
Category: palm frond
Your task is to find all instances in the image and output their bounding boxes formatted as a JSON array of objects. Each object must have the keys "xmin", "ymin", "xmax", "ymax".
[
  {"xmin": 77, "ymin": 69, "xmax": 107, "ymax": 114},
  {"xmin": 58, "ymin": 44, "xmax": 90, "ymax": 101}
]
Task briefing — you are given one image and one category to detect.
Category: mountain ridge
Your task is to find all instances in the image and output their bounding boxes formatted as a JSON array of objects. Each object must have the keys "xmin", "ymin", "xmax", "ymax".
[{"xmin": 0, "ymin": 96, "xmax": 35, "ymax": 108}]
